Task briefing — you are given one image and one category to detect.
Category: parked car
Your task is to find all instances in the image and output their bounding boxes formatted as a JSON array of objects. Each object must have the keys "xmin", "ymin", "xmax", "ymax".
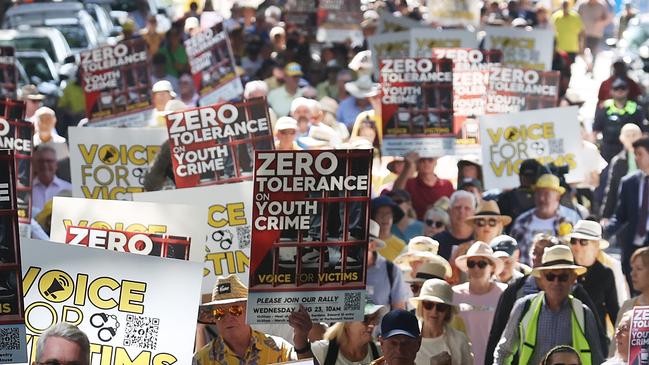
[
  {"xmin": 0, "ymin": 26, "xmax": 72, "ymax": 70},
  {"xmin": 15, "ymin": 50, "xmax": 62, "ymax": 107}
]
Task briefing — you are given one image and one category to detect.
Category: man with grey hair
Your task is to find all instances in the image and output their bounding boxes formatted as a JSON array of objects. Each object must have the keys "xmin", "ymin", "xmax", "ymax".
[
  {"xmin": 432, "ymin": 190, "xmax": 476, "ymax": 261},
  {"xmin": 34, "ymin": 322, "xmax": 90, "ymax": 365},
  {"xmin": 33, "ymin": 107, "xmax": 65, "ymax": 146}
]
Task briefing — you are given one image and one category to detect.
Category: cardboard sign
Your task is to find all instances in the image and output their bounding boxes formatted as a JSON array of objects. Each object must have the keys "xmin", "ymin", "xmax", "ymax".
[
  {"xmin": 185, "ymin": 24, "xmax": 243, "ymax": 106},
  {"xmin": 380, "ymin": 58, "xmax": 455, "ymax": 157},
  {"xmin": 316, "ymin": 0, "xmax": 363, "ymax": 45},
  {"xmin": 49, "ymin": 196, "xmax": 206, "ymax": 265},
  {"xmin": 427, "ymin": 0, "xmax": 481, "ymax": 27},
  {"xmin": 247, "ymin": 150, "xmax": 372, "ymax": 324},
  {"xmin": 0, "ymin": 99, "xmax": 33, "ymax": 234},
  {"xmin": 0, "ymin": 47, "xmax": 17, "ymax": 99},
  {"xmin": 479, "ymin": 107, "xmax": 583, "ymax": 190},
  {"xmin": 134, "ymin": 182, "xmax": 253, "ymax": 295},
  {"xmin": 485, "ymin": 67, "xmax": 560, "ymax": 114},
  {"xmin": 166, "ymin": 97, "xmax": 273, "ymax": 188},
  {"xmin": 0, "ymin": 150, "xmax": 28, "ymax": 364},
  {"xmin": 68, "ymin": 127, "xmax": 167, "ymax": 200},
  {"xmin": 409, "ymin": 28, "xmax": 478, "ymax": 58},
  {"xmin": 21, "ymin": 238, "xmax": 202, "ymax": 365},
  {"xmin": 376, "ymin": 10, "xmax": 425, "ymax": 33},
  {"xmin": 483, "ymin": 27, "xmax": 554, "ymax": 70},
  {"xmin": 80, "ymin": 39, "xmax": 153, "ymax": 127},
  {"xmin": 629, "ymin": 306, "xmax": 649, "ymax": 364}
]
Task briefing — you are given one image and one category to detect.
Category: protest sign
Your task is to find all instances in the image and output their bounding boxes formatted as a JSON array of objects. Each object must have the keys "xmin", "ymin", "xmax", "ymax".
[
  {"xmin": 0, "ymin": 150, "xmax": 28, "ymax": 364},
  {"xmin": 68, "ymin": 127, "xmax": 167, "ymax": 200},
  {"xmin": 316, "ymin": 0, "xmax": 363, "ymax": 45},
  {"xmin": 483, "ymin": 27, "xmax": 554, "ymax": 70},
  {"xmin": 409, "ymin": 28, "xmax": 478, "ymax": 58},
  {"xmin": 0, "ymin": 99, "xmax": 32, "ymax": 235},
  {"xmin": 368, "ymin": 32, "xmax": 411, "ymax": 79},
  {"xmin": 433, "ymin": 48, "xmax": 502, "ymax": 146},
  {"xmin": 166, "ymin": 97, "xmax": 273, "ymax": 188},
  {"xmin": 485, "ymin": 67, "xmax": 560, "ymax": 114},
  {"xmin": 185, "ymin": 24, "xmax": 243, "ymax": 106},
  {"xmin": 376, "ymin": 9, "xmax": 424, "ymax": 33},
  {"xmin": 284, "ymin": 0, "xmax": 317, "ymax": 35},
  {"xmin": 49, "ymin": 196, "xmax": 206, "ymax": 265},
  {"xmin": 134, "ymin": 182, "xmax": 253, "ymax": 296},
  {"xmin": 380, "ymin": 58, "xmax": 455, "ymax": 157},
  {"xmin": 426, "ymin": 0, "xmax": 481, "ymax": 27},
  {"xmin": 247, "ymin": 149, "xmax": 372, "ymax": 324},
  {"xmin": 479, "ymin": 106, "xmax": 583, "ymax": 190},
  {"xmin": 80, "ymin": 38, "xmax": 153, "ymax": 127},
  {"xmin": 629, "ymin": 306, "xmax": 649, "ymax": 364},
  {"xmin": 21, "ymin": 238, "xmax": 202, "ymax": 365},
  {"xmin": 0, "ymin": 47, "xmax": 17, "ymax": 99}
]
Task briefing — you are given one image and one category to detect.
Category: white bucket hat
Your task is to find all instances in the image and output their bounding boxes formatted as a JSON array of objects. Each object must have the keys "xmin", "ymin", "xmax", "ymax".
[
  {"xmin": 405, "ymin": 257, "xmax": 452, "ymax": 282},
  {"xmin": 152, "ymin": 80, "xmax": 177, "ymax": 98},
  {"xmin": 455, "ymin": 241, "xmax": 504, "ymax": 276},
  {"xmin": 345, "ymin": 75, "xmax": 380, "ymax": 99},
  {"xmin": 409, "ymin": 278, "xmax": 455, "ymax": 308},
  {"xmin": 567, "ymin": 220, "xmax": 609, "ymax": 249},
  {"xmin": 530, "ymin": 245, "xmax": 587, "ymax": 277}
]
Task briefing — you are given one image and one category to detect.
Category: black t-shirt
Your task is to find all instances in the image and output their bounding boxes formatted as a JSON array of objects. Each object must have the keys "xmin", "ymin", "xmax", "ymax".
[{"xmin": 433, "ymin": 230, "xmax": 473, "ymax": 260}]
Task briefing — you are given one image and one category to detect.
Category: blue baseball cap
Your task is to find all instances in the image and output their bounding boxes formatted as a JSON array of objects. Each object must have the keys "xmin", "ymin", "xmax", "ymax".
[{"xmin": 380, "ymin": 309, "xmax": 420, "ymax": 339}]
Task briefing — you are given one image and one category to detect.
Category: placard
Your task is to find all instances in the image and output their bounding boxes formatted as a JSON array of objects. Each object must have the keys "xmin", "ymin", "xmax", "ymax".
[
  {"xmin": 380, "ymin": 58, "xmax": 454, "ymax": 157},
  {"xmin": 368, "ymin": 32, "xmax": 411, "ymax": 79},
  {"xmin": 316, "ymin": 0, "xmax": 363, "ymax": 45},
  {"xmin": 185, "ymin": 24, "xmax": 243, "ymax": 106},
  {"xmin": 247, "ymin": 150, "xmax": 372, "ymax": 324},
  {"xmin": 629, "ymin": 306, "xmax": 649, "ymax": 364},
  {"xmin": 166, "ymin": 97, "xmax": 273, "ymax": 188},
  {"xmin": 0, "ymin": 150, "xmax": 28, "ymax": 364},
  {"xmin": 409, "ymin": 28, "xmax": 478, "ymax": 58},
  {"xmin": 427, "ymin": 0, "xmax": 481, "ymax": 27},
  {"xmin": 376, "ymin": 9, "xmax": 424, "ymax": 34},
  {"xmin": 21, "ymin": 238, "xmax": 202, "ymax": 365},
  {"xmin": 80, "ymin": 39, "xmax": 153, "ymax": 127},
  {"xmin": 479, "ymin": 107, "xmax": 583, "ymax": 190},
  {"xmin": 483, "ymin": 27, "xmax": 554, "ymax": 71},
  {"xmin": 133, "ymin": 182, "xmax": 253, "ymax": 296},
  {"xmin": 485, "ymin": 67, "xmax": 560, "ymax": 114},
  {"xmin": 0, "ymin": 47, "xmax": 17, "ymax": 99},
  {"xmin": 68, "ymin": 127, "xmax": 167, "ymax": 200}
]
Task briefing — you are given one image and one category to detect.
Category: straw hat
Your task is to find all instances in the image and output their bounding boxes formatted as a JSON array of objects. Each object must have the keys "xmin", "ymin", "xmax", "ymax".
[
  {"xmin": 394, "ymin": 237, "xmax": 451, "ymax": 277},
  {"xmin": 533, "ymin": 174, "xmax": 566, "ymax": 195},
  {"xmin": 465, "ymin": 200, "xmax": 512, "ymax": 226},
  {"xmin": 198, "ymin": 274, "xmax": 248, "ymax": 324},
  {"xmin": 567, "ymin": 220, "xmax": 609, "ymax": 249},
  {"xmin": 405, "ymin": 258, "xmax": 452, "ymax": 282},
  {"xmin": 455, "ymin": 241, "xmax": 504, "ymax": 275},
  {"xmin": 369, "ymin": 220, "xmax": 385, "ymax": 249},
  {"xmin": 409, "ymin": 278, "xmax": 455, "ymax": 308},
  {"xmin": 345, "ymin": 75, "xmax": 380, "ymax": 99},
  {"xmin": 530, "ymin": 245, "xmax": 587, "ymax": 277}
]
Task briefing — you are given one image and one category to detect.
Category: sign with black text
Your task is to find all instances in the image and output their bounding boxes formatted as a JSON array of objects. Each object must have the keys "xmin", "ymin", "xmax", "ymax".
[
  {"xmin": 485, "ymin": 67, "xmax": 560, "ymax": 114},
  {"xmin": 483, "ymin": 27, "xmax": 554, "ymax": 70}
]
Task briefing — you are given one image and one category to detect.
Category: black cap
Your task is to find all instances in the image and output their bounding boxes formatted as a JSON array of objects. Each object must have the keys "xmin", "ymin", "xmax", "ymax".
[
  {"xmin": 519, "ymin": 159, "xmax": 543, "ymax": 177},
  {"xmin": 490, "ymin": 235, "xmax": 519, "ymax": 256},
  {"xmin": 381, "ymin": 309, "xmax": 420, "ymax": 339},
  {"xmin": 371, "ymin": 196, "xmax": 405, "ymax": 222},
  {"xmin": 612, "ymin": 77, "xmax": 629, "ymax": 89}
]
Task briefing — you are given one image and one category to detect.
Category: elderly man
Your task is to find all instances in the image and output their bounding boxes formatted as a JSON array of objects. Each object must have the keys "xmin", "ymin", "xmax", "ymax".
[
  {"xmin": 493, "ymin": 245, "xmax": 604, "ymax": 365},
  {"xmin": 20, "ymin": 84, "xmax": 44, "ymax": 122},
  {"xmin": 33, "ymin": 107, "xmax": 66, "ymax": 146},
  {"xmin": 32, "ymin": 145, "xmax": 71, "ymax": 213},
  {"xmin": 432, "ymin": 190, "xmax": 475, "ymax": 262},
  {"xmin": 509, "ymin": 174, "xmax": 581, "ymax": 265},
  {"xmin": 194, "ymin": 275, "xmax": 295, "ymax": 365},
  {"xmin": 371, "ymin": 309, "xmax": 421, "ymax": 365},
  {"xmin": 33, "ymin": 323, "xmax": 90, "ymax": 365},
  {"xmin": 267, "ymin": 63, "xmax": 304, "ymax": 117},
  {"xmin": 393, "ymin": 151, "xmax": 455, "ymax": 221}
]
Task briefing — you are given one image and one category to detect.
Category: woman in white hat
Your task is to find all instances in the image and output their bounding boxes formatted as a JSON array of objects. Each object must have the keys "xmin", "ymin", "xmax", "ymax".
[
  {"xmin": 394, "ymin": 236, "xmax": 451, "ymax": 281},
  {"xmin": 410, "ymin": 279, "xmax": 474, "ymax": 365},
  {"xmin": 465, "ymin": 200, "xmax": 511, "ymax": 244},
  {"xmin": 453, "ymin": 241, "xmax": 506, "ymax": 365}
]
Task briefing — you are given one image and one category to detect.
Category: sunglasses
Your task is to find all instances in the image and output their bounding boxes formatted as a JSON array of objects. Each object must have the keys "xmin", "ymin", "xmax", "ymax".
[
  {"xmin": 467, "ymin": 260, "xmax": 489, "ymax": 269},
  {"xmin": 570, "ymin": 238, "xmax": 590, "ymax": 246},
  {"xmin": 422, "ymin": 301, "xmax": 450, "ymax": 312},
  {"xmin": 475, "ymin": 218, "xmax": 498, "ymax": 227},
  {"xmin": 425, "ymin": 220, "xmax": 444, "ymax": 228},
  {"xmin": 544, "ymin": 273, "xmax": 570, "ymax": 282},
  {"xmin": 213, "ymin": 304, "xmax": 244, "ymax": 320}
]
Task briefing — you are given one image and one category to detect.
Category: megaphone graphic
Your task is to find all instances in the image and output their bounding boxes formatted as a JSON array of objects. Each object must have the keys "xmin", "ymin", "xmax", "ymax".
[{"xmin": 44, "ymin": 276, "xmax": 70, "ymax": 299}]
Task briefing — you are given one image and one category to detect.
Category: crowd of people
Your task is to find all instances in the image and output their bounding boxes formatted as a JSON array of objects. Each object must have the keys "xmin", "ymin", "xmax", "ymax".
[{"xmin": 13, "ymin": 0, "xmax": 649, "ymax": 364}]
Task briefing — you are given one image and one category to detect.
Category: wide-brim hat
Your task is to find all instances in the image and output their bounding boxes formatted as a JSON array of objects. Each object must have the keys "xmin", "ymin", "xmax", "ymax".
[
  {"xmin": 531, "ymin": 245, "xmax": 587, "ymax": 277},
  {"xmin": 365, "ymin": 300, "xmax": 388, "ymax": 317},
  {"xmin": 371, "ymin": 196, "xmax": 405, "ymax": 223},
  {"xmin": 20, "ymin": 84, "xmax": 45, "ymax": 101},
  {"xmin": 404, "ymin": 256, "xmax": 452, "ymax": 281},
  {"xmin": 533, "ymin": 174, "xmax": 566, "ymax": 195},
  {"xmin": 455, "ymin": 241, "xmax": 504, "ymax": 275},
  {"xmin": 348, "ymin": 50, "xmax": 373, "ymax": 71},
  {"xmin": 369, "ymin": 219, "xmax": 386, "ymax": 249},
  {"xmin": 567, "ymin": 220, "xmax": 609, "ymax": 249},
  {"xmin": 198, "ymin": 274, "xmax": 248, "ymax": 324},
  {"xmin": 345, "ymin": 75, "xmax": 380, "ymax": 99},
  {"xmin": 409, "ymin": 278, "xmax": 455, "ymax": 307},
  {"xmin": 465, "ymin": 200, "xmax": 512, "ymax": 226}
]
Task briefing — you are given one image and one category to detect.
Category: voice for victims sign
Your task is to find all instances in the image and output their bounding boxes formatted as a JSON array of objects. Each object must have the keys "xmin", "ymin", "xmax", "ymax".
[
  {"xmin": 483, "ymin": 27, "xmax": 554, "ymax": 71},
  {"xmin": 166, "ymin": 97, "xmax": 273, "ymax": 188},
  {"xmin": 185, "ymin": 24, "xmax": 243, "ymax": 105},
  {"xmin": 134, "ymin": 182, "xmax": 253, "ymax": 296},
  {"xmin": 69, "ymin": 127, "xmax": 167, "ymax": 200},
  {"xmin": 20, "ymin": 238, "xmax": 202, "ymax": 365},
  {"xmin": 80, "ymin": 39, "xmax": 153, "ymax": 127},
  {"xmin": 380, "ymin": 58, "xmax": 454, "ymax": 157},
  {"xmin": 480, "ymin": 107, "xmax": 583, "ymax": 190},
  {"xmin": 248, "ymin": 150, "xmax": 372, "ymax": 324}
]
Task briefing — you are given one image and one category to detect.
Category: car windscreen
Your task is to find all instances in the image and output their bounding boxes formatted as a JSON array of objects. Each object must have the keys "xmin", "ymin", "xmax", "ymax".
[
  {"xmin": 55, "ymin": 24, "xmax": 89, "ymax": 49},
  {"xmin": 14, "ymin": 37, "xmax": 57, "ymax": 62},
  {"xmin": 17, "ymin": 55, "xmax": 54, "ymax": 82}
]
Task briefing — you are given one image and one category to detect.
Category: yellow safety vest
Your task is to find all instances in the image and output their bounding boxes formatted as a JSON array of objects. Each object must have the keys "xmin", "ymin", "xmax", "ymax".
[
  {"xmin": 506, "ymin": 293, "xmax": 592, "ymax": 365},
  {"xmin": 604, "ymin": 99, "xmax": 637, "ymax": 115}
]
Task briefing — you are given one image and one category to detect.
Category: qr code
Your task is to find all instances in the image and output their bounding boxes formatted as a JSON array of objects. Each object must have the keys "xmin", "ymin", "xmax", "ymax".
[
  {"xmin": 123, "ymin": 314, "xmax": 159, "ymax": 350},
  {"xmin": 343, "ymin": 292, "xmax": 361, "ymax": 311},
  {"xmin": 548, "ymin": 138, "xmax": 565, "ymax": 154},
  {"xmin": 0, "ymin": 327, "xmax": 20, "ymax": 350},
  {"xmin": 237, "ymin": 225, "xmax": 251, "ymax": 249}
]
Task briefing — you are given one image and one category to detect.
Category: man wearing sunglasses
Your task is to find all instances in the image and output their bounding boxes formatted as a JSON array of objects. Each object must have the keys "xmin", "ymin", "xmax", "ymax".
[
  {"xmin": 493, "ymin": 245, "xmax": 604, "ymax": 365},
  {"xmin": 33, "ymin": 322, "xmax": 90, "ymax": 365}
]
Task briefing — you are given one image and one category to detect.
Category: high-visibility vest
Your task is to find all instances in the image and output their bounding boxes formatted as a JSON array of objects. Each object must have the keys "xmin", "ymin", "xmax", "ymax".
[
  {"xmin": 505, "ymin": 293, "xmax": 592, "ymax": 365},
  {"xmin": 604, "ymin": 98, "xmax": 637, "ymax": 115}
]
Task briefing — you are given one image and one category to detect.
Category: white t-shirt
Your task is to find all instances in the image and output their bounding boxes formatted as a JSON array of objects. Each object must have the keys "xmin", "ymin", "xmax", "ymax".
[
  {"xmin": 528, "ymin": 214, "xmax": 556, "ymax": 237},
  {"xmin": 310, "ymin": 340, "xmax": 378, "ymax": 365},
  {"xmin": 415, "ymin": 336, "xmax": 451, "ymax": 365}
]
